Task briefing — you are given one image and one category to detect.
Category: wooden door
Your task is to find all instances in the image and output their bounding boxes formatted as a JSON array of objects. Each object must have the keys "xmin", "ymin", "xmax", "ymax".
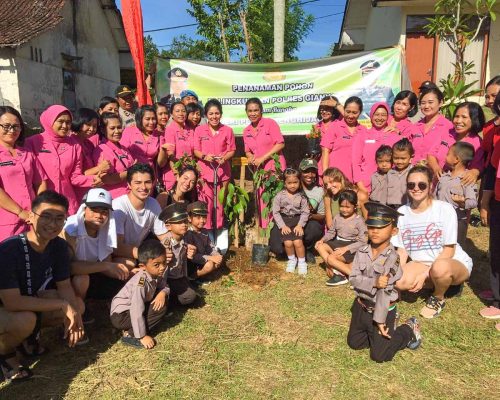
[{"xmin": 405, "ymin": 33, "xmax": 437, "ymax": 92}]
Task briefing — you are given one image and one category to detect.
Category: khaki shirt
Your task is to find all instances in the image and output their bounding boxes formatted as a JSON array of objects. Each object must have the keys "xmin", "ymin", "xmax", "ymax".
[
  {"xmin": 322, "ymin": 214, "xmax": 367, "ymax": 253},
  {"xmin": 435, "ymin": 171, "xmax": 478, "ymax": 220},
  {"xmin": 110, "ymin": 269, "xmax": 169, "ymax": 338},
  {"xmin": 387, "ymin": 165, "xmax": 412, "ymax": 206},
  {"xmin": 119, "ymin": 107, "xmax": 136, "ymax": 128},
  {"xmin": 349, "ymin": 243, "xmax": 402, "ymax": 324},
  {"xmin": 163, "ymin": 232, "xmax": 188, "ymax": 280},
  {"xmin": 370, "ymin": 171, "xmax": 388, "ymax": 205}
]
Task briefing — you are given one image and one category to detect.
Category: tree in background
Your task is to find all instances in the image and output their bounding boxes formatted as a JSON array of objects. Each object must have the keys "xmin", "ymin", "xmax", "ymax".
[{"xmin": 425, "ymin": 0, "xmax": 496, "ymax": 118}]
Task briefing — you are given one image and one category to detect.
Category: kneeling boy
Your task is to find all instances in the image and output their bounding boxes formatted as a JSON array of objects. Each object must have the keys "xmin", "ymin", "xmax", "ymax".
[
  {"xmin": 110, "ymin": 240, "xmax": 169, "ymax": 349},
  {"xmin": 347, "ymin": 202, "xmax": 421, "ymax": 363}
]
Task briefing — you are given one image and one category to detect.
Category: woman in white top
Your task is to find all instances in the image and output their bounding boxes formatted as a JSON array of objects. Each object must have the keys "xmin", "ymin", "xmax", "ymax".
[{"xmin": 392, "ymin": 165, "xmax": 473, "ymax": 319}]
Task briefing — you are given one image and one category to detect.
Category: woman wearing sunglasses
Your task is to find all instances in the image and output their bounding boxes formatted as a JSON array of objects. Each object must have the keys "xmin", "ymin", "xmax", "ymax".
[{"xmin": 392, "ymin": 165, "xmax": 472, "ymax": 320}]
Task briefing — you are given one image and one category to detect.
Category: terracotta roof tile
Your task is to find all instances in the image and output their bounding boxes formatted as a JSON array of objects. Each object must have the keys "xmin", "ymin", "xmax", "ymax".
[{"xmin": 0, "ymin": 0, "xmax": 65, "ymax": 47}]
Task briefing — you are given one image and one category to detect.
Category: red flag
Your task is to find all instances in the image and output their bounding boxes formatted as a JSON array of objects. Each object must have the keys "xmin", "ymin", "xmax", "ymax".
[{"xmin": 121, "ymin": 0, "xmax": 152, "ymax": 106}]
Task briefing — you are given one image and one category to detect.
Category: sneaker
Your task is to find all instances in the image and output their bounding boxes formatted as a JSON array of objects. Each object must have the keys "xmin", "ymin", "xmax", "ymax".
[
  {"xmin": 325, "ymin": 274, "xmax": 348, "ymax": 286},
  {"xmin": 479, "ymin": 289, "xmax": 495, "ymax": 301},
  {"xmin": 305, "ymin": 250, "xmax": 316, "ymax": 264},
  {"xmin": 404, "ymin": 317, "xmax": 422, "ymax": 350},
  {"xmin": 285, "ymin": 259, "xmax": 296, "ymax": 273},
  {"xmin": 420, "ymin": 295, "xmax": 445, "ymax": 319},
  {"xmin": 479, "ymin": 306, "xmax": 500, "ymax": 319},
  {"xmin": 82, "ymin": 309, "xmax": 95, "ymax": 325},
  {"xmin": 297, "ymin": 262, "xmax": 308, "ymax": 276}
]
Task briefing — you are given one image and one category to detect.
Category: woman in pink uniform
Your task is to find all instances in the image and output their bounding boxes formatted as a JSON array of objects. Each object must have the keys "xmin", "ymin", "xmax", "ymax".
[
  {"xmin": 321, "ymin": 96, "xmax": 367, "ymax": 182},
  {"xmin": 352, "ymin": 102, "xmax": 400, "ymax": 194},
  {"xmin": 120, "ymin": 105, "xmax": 161, "ymax": 169},
  {"xmin": 25, "ymin": 105, "xmax": 100, "ymax": 214},
  {"xmin": 93, "ymin": 112, "xmax": 135, "ymax": 199},
  {"xmin": 388, "ymin": 90, "xmax": 418, "ymax": 138},
  {"xmin": 194, "ymin": 99, "xmax": 236, "ymax": 232},
  {"xmin": 315, "ymin": 96, "xmax": 343, "ymax": 176},
  {"xmin": 243, "ymin": 97, "xmax": 286, "ymax": 228},
  {"xmin": 0, "ymin": 106, "xmax": 48, "ymax": 241},
  {"xmin": 411, "ymin": 87, "xmax": 455, "ymax": 177},
  {"xmin": 154, "ymin": 102, "xmax": 170, "ymax": 134},
  {"xmin": 451, "ymin": 102, "xmax": 485, "ymax": 185},
  {"xmin": 71, "ymin": 108, "xmax": 109, "ymax": 201},
  {"xmin": 158, "ymin": 101, "xmax": 196, "ymax": 191}
]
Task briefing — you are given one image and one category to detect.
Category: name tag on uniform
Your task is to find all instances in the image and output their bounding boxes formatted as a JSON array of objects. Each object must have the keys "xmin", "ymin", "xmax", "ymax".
[
  {"xmin": 365, "ymin": 139, "xmax": 376, "ymax": 144},
  {"xmin": 342, "ymin": 135, "xmax": 351, "ymax": 140},
  {"xmin": 134, "ymin": 141, "xmax": 143, "ymax": 145},
  {"xmin": 118, "ymin": 155, "xmax": 128, "ymax": 160},
  {"xmin": 0, "ymin": 161, "xmax": 14, "ymax": 167},
  {"xmin": 441, "ymin": 141, "xmax": 450, "ymax": 147},
  {"xmin": 201, "ymin": 137, "xmax": 210, "ymax": 141},
  {"xmin": 39, "ymin": 149, "xmax": 51, "ymax": 153},
  {"xmin": 413, "ymin": 134, "xmax": 423, "ymax": 138}
]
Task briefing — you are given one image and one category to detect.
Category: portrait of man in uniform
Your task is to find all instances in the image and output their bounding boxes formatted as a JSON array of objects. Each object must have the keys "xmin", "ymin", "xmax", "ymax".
[{"xmin": 167, "ymin": 67, "xmax": 189, "ymax": 102}]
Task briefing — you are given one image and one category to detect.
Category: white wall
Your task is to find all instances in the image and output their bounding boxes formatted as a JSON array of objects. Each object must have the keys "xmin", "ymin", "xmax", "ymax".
[{"xmin": 0, "ymin": 48, "xmax": 20, "ymax": 109}]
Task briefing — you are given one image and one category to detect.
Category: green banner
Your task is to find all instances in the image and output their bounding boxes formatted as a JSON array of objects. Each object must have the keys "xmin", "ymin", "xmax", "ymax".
[{"xmin": 155, "ymin": 47, "xmax": 402, "ymax": 135}]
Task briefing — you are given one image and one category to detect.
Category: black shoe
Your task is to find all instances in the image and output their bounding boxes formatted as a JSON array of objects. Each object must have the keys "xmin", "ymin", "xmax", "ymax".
[
  {"xmin": 325, "ymin": 274, "xmax": 348, "ymax": 287},
  {"xmin": 305, "ymin": 250, "xmax": 316, "ymax": 264},
  {"xmin": 444, "ymin": 284, "xmax": 463, "ymax": 298},
  {"xmin": 82, "ymin": 309, "xmax": 95, "ymax": 325}
]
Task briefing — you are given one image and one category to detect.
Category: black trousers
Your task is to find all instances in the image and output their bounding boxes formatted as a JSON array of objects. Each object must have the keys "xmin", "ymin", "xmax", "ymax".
[
  {"xmin": 110, "ymin": 301, "xmax": 167, "ymax": 337},
  {"xmin": 347, "ymin": 299, "xmax": 413, "ymax": 363},
  {"xmin": 269, "ymin": 219, "xmax": 324, "ymax": 257},
  {"xmin": 457, "ymin": 218, "xmax": 468, "ymax": 249},
  {"xmin": 489, "ymin": 199, "xmax": 500, "ymax": 307}
]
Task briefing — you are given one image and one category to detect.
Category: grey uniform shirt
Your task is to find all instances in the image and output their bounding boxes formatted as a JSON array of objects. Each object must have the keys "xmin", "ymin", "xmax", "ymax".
[
  {"xmin": 303, "ymin": 185, "xmax": 325, "ymax": 215},
  {"xmin": 349, "ymin": 244, "xmax": 402, "ymax": 324},
  {"xmin": 370, "ymin": 171, "xmax": 388, "ymax": 205},
  {"xmin": 322, "ymin": 213, "xmax": 367, "ymax": 252},
  {"xmin": 110, "ymin": 269, "xmax": 169, "ymax": 338},
  {"xmin": 119, "ymin": 107, "xmax": 136, "ymax": 128},
  {"xmin": 435, "ymin": 171, "xmax": 478, "ymax": 220},
  {"xmin": 272, "ymin": 190, "xmax": 310, "ymax": 229},
  {"xmin": 387, "ymin": 166, "xmax": 411, "ymax": 206},
  {"xmin": 163, "ymin": 232, "xmax": 188, "ymax": 280}
]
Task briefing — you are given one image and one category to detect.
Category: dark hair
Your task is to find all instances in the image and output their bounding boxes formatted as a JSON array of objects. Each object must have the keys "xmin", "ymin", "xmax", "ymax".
[
  {"xmin": 245, "ymin": 97, "xmax": 263, "ymax": 112},
  {"xmin": 452, "ymin": 142, "xmax": 475, "ymax": 166},
  {"xmin": 99, "ymin": 112, "xmax": 122, "ymax": 140},
  {"xmin": 169, "ymin": 101, "xmax": 186, "ymax": 115},
  {"xmin": 453, "ymin": 102, "xmax": 485, "ymax": 135},
  {"xmin": 393, "ymin": 138, "xmax": 415, "ymax": 157},
  {"xmin": 32, "ymin": 190, "xmax": 69, "ymax": 213},
  {"xmin": 283, "ymin": 167, "xmax": 301, "ymax": 182},
  {"xmin": 316, "ymin": 95, "xmax": 341, "ymax": 121},
  {"xmin": 204, "ymin": 98, "xmax": 223, "ymax": 115},
  {"xmin": 419, "ymin": 87, "xmax": 444, "ymax": 104},
  {"xmin": 178, "ymin": 165, "xmax": 199, "ymax": 182},
  {"xmin": 485, "ymin": 75, "xmax": 500, "ymax": 90},
  {"xmin": 0, "ymin": 105, "xmax": 25, "ymax": 145},
  {"xmin": 186, "ymin": 102, "xmax": 204, "ymax": 118},
  {"xmin": 154, "ymin": 102, "xmax": 169, "ymax": 114},
  {"xmin": 391, "ymin": 90, "xmax": 418, "ymax": 118},
  {"xmin": 375, "ymin": 145, "xmax": 392, "ymax": 161},
  {"xmin": 138, "ymin": 239, "xmax": 165, "ymax": 265},
  {"xmin": 407, "ymin": 165, "xmax": 434, "ymax": 184},
  {"xmin": 98, "ymin": 96, "xmax": 119, "ymax": 112},
  {"xmin": 338, "ymin": 189, "xmax": 358, "ymax": 207},
  {"xmin": 126, "ymin": 163, "xmax": 154, "ymax": 183},
  {"xmin": 71, "ymin": 108, "xmax": 99, "ymax": 133},
  {"xmin": 494, "ymin": 92, "xmax": 500, "ymax": 117},
  {"xmin": 344, "ymin": 96, "xmax": 363, "ymax": 114},
  {"xmin": 135, "ymin": 105, "xmax": 157, "ymax": 131},
  {"xmin": 171, "ymin": 165, "xmax": 199, "ymax": 203}
]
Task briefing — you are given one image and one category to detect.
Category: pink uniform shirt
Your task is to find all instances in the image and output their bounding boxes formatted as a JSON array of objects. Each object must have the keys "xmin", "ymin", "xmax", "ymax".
[
  {"xmin": 320, "ymin": 119, "xmax": 367, "ymax": 182},
  {"xmin": 25, "ymin": 105, "xmax": 95, "ymax": 215},
  {"xmin": 194, "ymin": 124, "xmax": 236, "ymax": 183},
  {"xmin": 72, "ymin": 133, "xmax": 99, "ymax": 172},
  {"xmin": 120, "ymin": 126, "xmax": 161, "ymax": 168},
  {"xmin": 0, "ymin": 145, "xmax": 47, "ymax": 240},
  {"xmin": 411, "ymin": 115, "xmax": 455, "ymax": 168},
  {"xmin": 452, "ymin": 131, "xmax": 484, "ymax": 172},
  {"xmin": 243, "ymin": 117, "xmax": 286, "ymax": 171},
  {"xmin": 93, "ymin": 140, "xmax": 135, "ymax": 198},
  {"xmin": 391, "ymin": 117, "xmax": 414, "ymax": 139}
]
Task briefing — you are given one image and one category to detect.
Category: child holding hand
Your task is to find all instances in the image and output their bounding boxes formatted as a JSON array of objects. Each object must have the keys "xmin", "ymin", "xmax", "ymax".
[{"xmin": 272, "ymin": 168, "xmax": 310, "ymax": 275}]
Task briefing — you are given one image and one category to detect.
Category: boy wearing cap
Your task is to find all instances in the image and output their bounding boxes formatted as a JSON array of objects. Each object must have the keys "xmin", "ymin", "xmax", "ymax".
[
  {"xmin": 115, "ymin": 85, "xmax": 137, "ymax": 128},
  {"xmin": 184, "ymin": 201, "xmax": 223, "ymax": 282},
  {"xmin": 62, "ymin": 189, "xmax": 129, "ymax": 311},
  {"xmin": 347, "ymin": 202, "xmax": 421, "ymax": 363},
  {"xmin": 159, "ymin": 203, "xmax": 197, "ymax": 305},
  {"xmin": 110, "ymin": 240, "xmax": 169, "ymax": 349}
]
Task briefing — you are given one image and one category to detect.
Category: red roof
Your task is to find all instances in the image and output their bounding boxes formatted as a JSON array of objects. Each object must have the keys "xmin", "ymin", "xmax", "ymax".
[{"xmin": 0, "ymin": 0, "xmax": 65, "ymax": 47}]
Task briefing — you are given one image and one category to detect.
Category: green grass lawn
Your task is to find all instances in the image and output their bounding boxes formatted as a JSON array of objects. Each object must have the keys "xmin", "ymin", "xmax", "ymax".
[{"xmin": 1, "ymin": 225, "xmax": 499, "ymax": 399}]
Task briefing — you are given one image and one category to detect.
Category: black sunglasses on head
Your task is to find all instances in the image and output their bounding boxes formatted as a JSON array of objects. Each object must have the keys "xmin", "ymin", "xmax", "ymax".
[{"xmin": 407, "ymin": 182, "xmax": 428, "ymax": 191}]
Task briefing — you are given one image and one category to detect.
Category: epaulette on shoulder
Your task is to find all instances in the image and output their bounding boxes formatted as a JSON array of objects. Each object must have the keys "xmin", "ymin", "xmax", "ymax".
[
  {"xmin": 137, "ymin": 276, "xmax": 145, "ymax": 287},
  {"xmin": 360, "ymin": 244, "xmax": 370, "ymax": 252}
]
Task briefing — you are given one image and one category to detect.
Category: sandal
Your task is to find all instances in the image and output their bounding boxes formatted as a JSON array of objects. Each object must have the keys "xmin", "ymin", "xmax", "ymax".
[
  {"xmin": 17, "ymin": 335, "xmax": 48, "ymax": 358},
  {"xmin": 120, "ymin": 336, "xmax": 145, "ymax": 349},
  {"xmin": 0, "ymin": 352, "xmax": 33, "ymax": 383}
]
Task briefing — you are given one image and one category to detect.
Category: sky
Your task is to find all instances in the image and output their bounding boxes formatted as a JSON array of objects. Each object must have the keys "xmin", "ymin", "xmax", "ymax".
[{"xmin": 116, "ymin": 0, "xmax": 347, "ymax": 61}]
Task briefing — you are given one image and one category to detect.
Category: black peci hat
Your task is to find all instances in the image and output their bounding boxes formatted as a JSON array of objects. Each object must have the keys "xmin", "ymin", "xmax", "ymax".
[
  {"xmin": 159, "ymin": 203, "xmax": 188, "ymax": 223},
  {"xmin": 365, "ymin": 202, "xmax": 403, "ymax": 227}
]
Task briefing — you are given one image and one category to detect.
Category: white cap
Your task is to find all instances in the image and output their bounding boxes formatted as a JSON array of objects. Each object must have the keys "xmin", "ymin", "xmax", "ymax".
[{"xmin": 84, "ymin": 188, "xmax": 113, "ymax": 210}]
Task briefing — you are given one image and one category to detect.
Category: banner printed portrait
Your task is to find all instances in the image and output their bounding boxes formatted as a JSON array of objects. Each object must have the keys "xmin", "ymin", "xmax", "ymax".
[{"xmin": 155, "ymin": 47, "xmax": 403, "ymax": 135}]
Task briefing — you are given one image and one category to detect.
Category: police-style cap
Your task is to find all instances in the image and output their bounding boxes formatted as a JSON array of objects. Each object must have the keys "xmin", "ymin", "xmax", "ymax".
[
  {"xmin": 159, "ymin": 203, "xmax": 188, "ymax": 223},
  {"xmin": 180, "ymin": 89, "xmax": 198, "ymax": 100},
  {"xmin": 167, "ymin": 68, "xmax": 188, "ymax": 79},
  {"xmin": 84, "ymin": 188, "xmax": 113, "ymax": 210},
  {"xmin": 365, "ymin": 201, "xmax": 403, "ymax": 227},
  {"xmin": 299, "ymin": 158, "xmax": 318, "ymax": 171},
  {"xmin": 360, "ymin": 60, "xmax": 380, "ymax": 71},
  {"xmin": 187, "ymin": 201, "xmax": 208, "ymax": 216},
  {"xmin": 115, "ymin": 85, "xmax": 134, "ymax": 98}
]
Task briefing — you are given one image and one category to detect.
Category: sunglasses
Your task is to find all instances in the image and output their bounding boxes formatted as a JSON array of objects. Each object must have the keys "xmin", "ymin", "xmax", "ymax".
[{"xmin": 407, "ymin": 181, "xmax": 428, "ymax": 191}]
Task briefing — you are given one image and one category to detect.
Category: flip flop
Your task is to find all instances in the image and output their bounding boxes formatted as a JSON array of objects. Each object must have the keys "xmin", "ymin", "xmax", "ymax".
[
  {"xmin": 120, "ymin": 336, "xmax": 144, "ymax": 349},
  {"xmin": 0, "ymin": 352, "xmax": 33, "ymax": 383},
  {"xmin": 17, "ymin": 336, "xmax": 49, "ymax": 358}
]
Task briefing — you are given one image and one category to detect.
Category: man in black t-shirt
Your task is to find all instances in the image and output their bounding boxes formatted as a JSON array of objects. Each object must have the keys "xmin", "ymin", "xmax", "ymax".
[{"xmin": 0, "ymin": 191, "xmax": 84, "ymax": 382}]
